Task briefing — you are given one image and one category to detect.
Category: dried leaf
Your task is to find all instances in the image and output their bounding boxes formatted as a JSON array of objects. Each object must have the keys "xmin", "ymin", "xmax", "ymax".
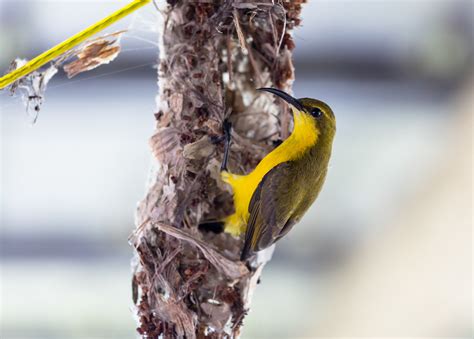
[
  {"xmin": 183, "ymin": 136, "xmax": 214, "ymax": 160},
  {"xmin": 169, "ymin": 92, "xmax": 184, "ymax": 116},
  {"xmin": 64, "ymin": 32, "xmax": 124, "ymax": 78},
  {"xmin": 201, "ymin": 302, "xmax": 231, "ymax": 330},
  {"xmin": 149, "ymin": 127, "xmax": 181, "ymax": 162}
]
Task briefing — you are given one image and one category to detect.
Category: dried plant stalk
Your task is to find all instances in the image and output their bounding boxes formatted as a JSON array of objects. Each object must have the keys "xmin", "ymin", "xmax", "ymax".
[{"xmin": 130, "ymin": 1, "xmax": 305, "ymax": 337}]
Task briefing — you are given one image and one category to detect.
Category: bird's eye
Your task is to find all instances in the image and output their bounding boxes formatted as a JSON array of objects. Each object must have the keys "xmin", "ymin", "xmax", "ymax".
[{"xmin": 311, "ymin": 108, "xmax": 323, "ymax": 118}]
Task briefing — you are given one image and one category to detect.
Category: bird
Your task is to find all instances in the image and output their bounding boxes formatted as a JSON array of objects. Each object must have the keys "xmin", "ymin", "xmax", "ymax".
[{"xmin": 220, "ymin": 88, "xmax": 336, "ymax": 261}]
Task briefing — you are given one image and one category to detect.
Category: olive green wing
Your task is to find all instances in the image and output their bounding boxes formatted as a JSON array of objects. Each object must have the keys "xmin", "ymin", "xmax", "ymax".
[{"xmin": 241, "ymin": 162, "xmax": 297, "ymax": 260}]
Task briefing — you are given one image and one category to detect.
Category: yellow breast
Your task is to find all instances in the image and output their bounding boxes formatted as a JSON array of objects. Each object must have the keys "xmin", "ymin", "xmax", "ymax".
[{"xmin": 221, "ymin": 109, "xmax": 319, "ymax": 235}]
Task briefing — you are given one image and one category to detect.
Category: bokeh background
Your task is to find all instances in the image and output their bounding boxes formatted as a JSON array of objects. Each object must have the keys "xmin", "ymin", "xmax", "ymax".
[{"xmin": 1, "ymin": 0, "xmax": 472, "ymax": 338}]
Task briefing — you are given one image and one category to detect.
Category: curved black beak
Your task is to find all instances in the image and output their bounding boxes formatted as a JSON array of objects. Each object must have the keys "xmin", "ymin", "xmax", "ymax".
[{"xmin": 258, "ymin": 87, "xmax": 304, "ymax": 111}]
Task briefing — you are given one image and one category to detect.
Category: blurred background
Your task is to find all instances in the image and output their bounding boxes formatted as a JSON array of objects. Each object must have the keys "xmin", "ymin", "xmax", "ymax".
[{"xmin": 0, "ymin": 0, "xmax": 472, "ymax": 338}]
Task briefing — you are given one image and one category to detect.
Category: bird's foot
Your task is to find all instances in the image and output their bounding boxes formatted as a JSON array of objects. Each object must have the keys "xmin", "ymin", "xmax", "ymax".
[{"xmin": 220, "ymin": 119, "xmax": 232, "ymax": 171}]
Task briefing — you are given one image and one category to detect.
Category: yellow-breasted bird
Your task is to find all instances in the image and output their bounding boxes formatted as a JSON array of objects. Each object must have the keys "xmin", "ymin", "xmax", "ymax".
[{"xmin": 220, "ymin": 88, "xmax": 336, "ymax": 261}]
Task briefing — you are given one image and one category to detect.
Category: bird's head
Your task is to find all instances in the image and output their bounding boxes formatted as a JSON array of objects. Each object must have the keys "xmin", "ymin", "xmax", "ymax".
[{"xmin": 258, "ymin": 88, "xmax": 336, "ymax": 136}]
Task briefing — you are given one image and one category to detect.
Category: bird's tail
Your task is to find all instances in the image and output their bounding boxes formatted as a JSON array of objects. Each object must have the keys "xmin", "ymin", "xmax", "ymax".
[{"xmin": 240, "ymin": 241, "xmax": 252, "ymax": 261}]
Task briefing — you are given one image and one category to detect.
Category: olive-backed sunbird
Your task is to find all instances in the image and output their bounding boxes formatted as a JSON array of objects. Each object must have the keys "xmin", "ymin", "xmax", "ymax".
[{"xmin": 220, "ymin": 88, "xmax": 336, "ymax": 261}]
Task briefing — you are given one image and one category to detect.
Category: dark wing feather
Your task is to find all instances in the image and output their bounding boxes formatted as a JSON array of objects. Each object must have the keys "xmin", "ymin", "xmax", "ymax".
[
  {"xmin": 241, "ymin": 162, "xmax": 295, "ymax": 260},
  {"xmin": 240, "ymin": 183, "xmax": 262, "ymax": 260}
]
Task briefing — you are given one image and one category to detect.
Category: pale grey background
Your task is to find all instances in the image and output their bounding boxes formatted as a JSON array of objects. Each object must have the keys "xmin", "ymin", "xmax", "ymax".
[{"xmin": 1, "ymin": 0, "xmax": 472, "ymax": 338}]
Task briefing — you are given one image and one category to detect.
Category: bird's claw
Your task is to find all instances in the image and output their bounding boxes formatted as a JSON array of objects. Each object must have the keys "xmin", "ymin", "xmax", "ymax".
[{"xmin": 220, "ymin": 119, "xmax": 232, "ymax": 172}]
